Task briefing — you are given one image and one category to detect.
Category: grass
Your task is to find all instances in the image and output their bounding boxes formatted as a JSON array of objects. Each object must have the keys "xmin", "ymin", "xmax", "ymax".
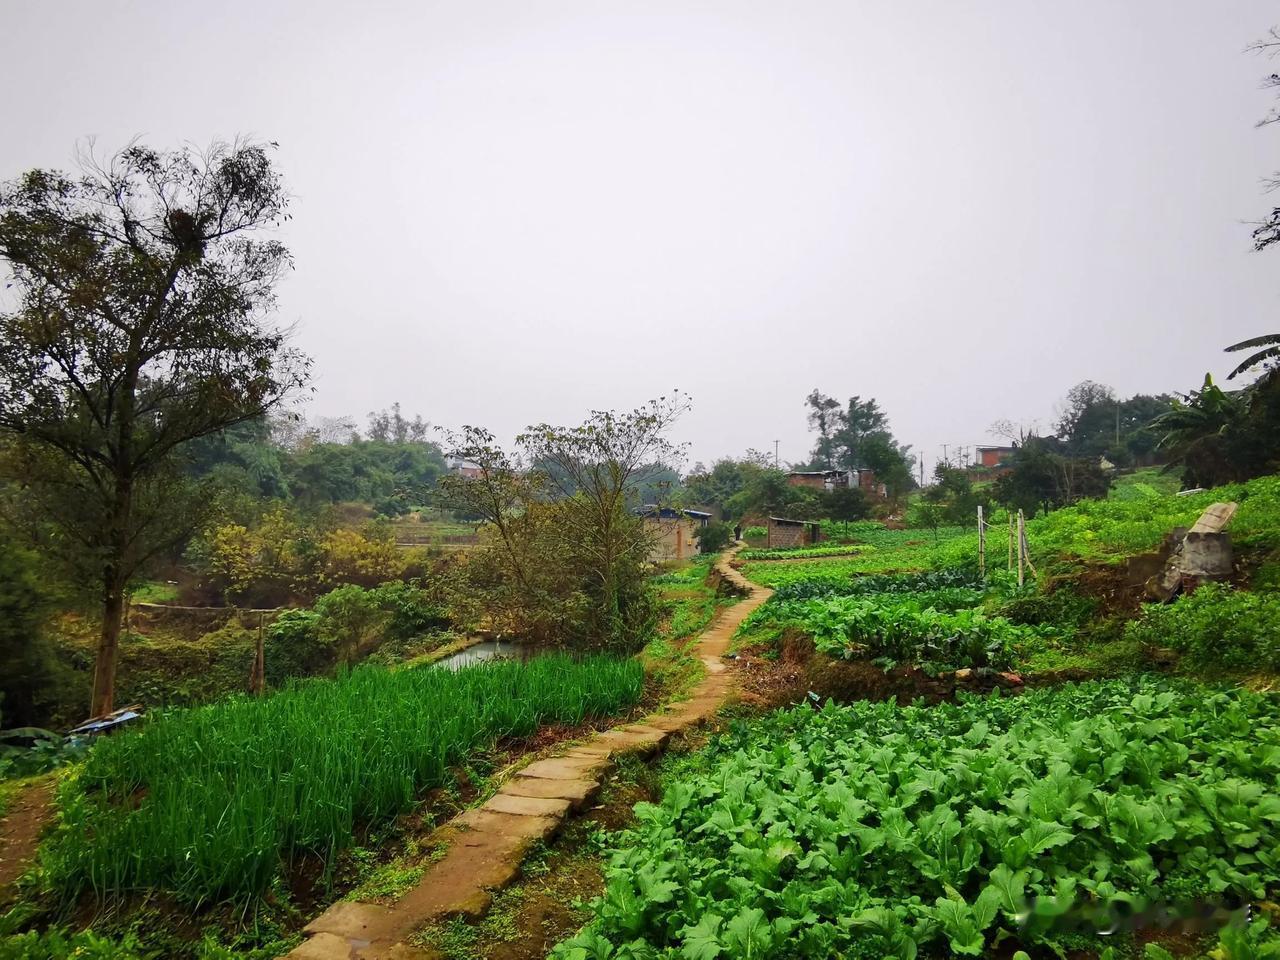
[
  {"xmin": 344, "ymin": 858, "xmax": 426, "ymax": 903},
  {"xmin": 743, "ymin": 474, "xmax": 1280, "ymax": 589},
  {"xmin": 42, "ymin": 654, "xmax": 644, "ymax": 906},
  {"xmin": 129, "ymin": 580, "xmax": 179, "ymax": 604},
  {"xmin": 650, "ymin": 554, "xmax": 716, "ymax": 586},
  {"xmin": 0, "ymin": 776, "xmax": 23, "ymax": 817},
  {"xmin": 387, "ymin": 517, "xmax": 480, "ymax": 545},
  {"xmin": 1109, "ymin": 466, "xmax": 1181, "ymax": 500},
  {"xmin": 820, "ymin": 521, "xmax": 971, "ymax": 549},
  {"xmin": 644, "ymin": 555, "xmax": 738, "ymax": 700},
  {"xmin": 1011, "ymin": 473, "xmax": 1280, "ymax": 566}
]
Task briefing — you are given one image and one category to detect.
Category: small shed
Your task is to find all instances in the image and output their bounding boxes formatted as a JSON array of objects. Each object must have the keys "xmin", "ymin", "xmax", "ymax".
[
  {"xmin": 767, "ymin": 516, "xmax": 822, "ymax": 549},
  {"xmin": 637, "ymin": 506, "xmax": 712, "ymax": 562}
]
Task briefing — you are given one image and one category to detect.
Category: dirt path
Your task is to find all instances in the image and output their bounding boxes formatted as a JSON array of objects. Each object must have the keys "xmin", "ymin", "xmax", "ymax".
[
  {"xmin": 0, "ymin": 779, "xmax": 55, "ymax": 899},
  {"xmin": 284, "ymin": 546, "xmax": 772, "ymax": 960}
]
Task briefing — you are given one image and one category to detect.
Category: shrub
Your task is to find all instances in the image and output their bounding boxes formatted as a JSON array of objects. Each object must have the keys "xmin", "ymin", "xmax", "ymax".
[
  {"xmin": 311, "ymin": 583, "xmax": 389, "ymax": 665},
  {"xmin": 0, "ymin": 533, "xmax": 56, "ymax": 728},
  {"xmin": 695, "ymin": 521, "xmax": 734, "ymax": 554},
  {"xmin": 316, "ymin": 527, "xmax": 406, "ymax": 588},
  {"xmin": 1124, "ymin": 583, "xmax": 1280, "ymax": 670},
  {"xmin": 263, "ymin": 609, "xmax": 327, "ymax": 684},
  {"xmin": 370, "ymin": 581, "xmax": 451, "ymax": 641}
]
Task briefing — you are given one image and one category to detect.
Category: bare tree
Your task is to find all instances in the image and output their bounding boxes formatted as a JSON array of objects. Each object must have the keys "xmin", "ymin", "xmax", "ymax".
[
  {"xmin": 442, "ymin": 394, "xmax": 690, "ymax": 649},
  {"xmin": 988, "ymin": 419, "xmax": 1040, "ymax": 446},
  {"xmin": 1247, "ymin": 27, "xmax": 1280, "ymax": 248}
]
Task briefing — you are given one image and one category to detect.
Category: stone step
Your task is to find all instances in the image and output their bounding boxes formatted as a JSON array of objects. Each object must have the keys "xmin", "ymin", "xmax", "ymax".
[
  {"xmin": 498, "ymin": 776, "xmax": 600, "ymax": 808},
  {"xmin": 483, "ymin": 792, "xmax": 572, "ymax": 818}
]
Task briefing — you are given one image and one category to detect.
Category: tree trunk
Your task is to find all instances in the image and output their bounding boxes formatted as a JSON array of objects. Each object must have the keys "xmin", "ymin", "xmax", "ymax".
[
  {"xmin": 92, "ymin": 476, "xmax": 134, "ymax": 719},
  {"xmin": 91, "ymin": 571, "xmax": 127, "ymax": 717}
]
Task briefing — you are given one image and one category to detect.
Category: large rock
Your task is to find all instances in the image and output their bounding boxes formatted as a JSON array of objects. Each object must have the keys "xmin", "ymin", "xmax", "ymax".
[
  {"xmin": 1141, "ymin": 503, "xmax": 1236, "ymax": 601},
  {"xmin": 1181, "ymin": 531, "xmax": 1233, "ymax": 580}
]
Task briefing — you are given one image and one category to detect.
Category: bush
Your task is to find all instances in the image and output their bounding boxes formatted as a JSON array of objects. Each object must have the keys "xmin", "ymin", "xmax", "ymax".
[
  {"xmin": 695, "ymin": 521, "xmax": 734, "ymax": 554},
  {"xmin": 263, "ymin": 609, "xmax": 327, "ymax": 684},
  {"xmin": 316, "ymin": 527, "xmax": 406, "ymax": 588},
  {"xmin": 371, "ymin": 581, "xmax": 450, "ymax": 641},
  {"xmin": 264, "ymin": 583, "xmax": 452, "ymax": 678},
  {"xmin": 0, "ymin": 534, "xmax": 56, "ymax": 728},
  {"xmin": 311, "ymin": 583, "xmax": 389, "ymax": 665},
  {"xmin": 1125, "ymin": 582, "xmax": 1280, "ymax": 670}
]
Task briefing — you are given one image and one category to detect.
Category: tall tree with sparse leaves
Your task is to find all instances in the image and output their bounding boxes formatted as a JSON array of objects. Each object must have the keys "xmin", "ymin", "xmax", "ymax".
[
  {"xmin": 0, "ymin": 139, "xmax": 309, "ymax": 716},
  {"xmin": 1227, "ymin": 30, "xmax": 1280, "ymax": 382}
]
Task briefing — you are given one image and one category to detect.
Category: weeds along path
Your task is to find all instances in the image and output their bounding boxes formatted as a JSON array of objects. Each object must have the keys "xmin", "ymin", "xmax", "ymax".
[{"xmin": 283, "ymin": 545, "xmax": 772, "ymax": 960}]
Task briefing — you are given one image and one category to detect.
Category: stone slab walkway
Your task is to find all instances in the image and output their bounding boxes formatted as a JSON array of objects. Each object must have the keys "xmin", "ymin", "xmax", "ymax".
[{"xmin": 283, "ymin": 546, "xmax": 771, "ymax": 960}]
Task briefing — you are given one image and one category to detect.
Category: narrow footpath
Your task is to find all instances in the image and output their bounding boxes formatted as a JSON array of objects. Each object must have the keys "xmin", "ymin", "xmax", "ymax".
[{"xmin": 286, "ymin": 547, "xmax": 772, "ymax": 960}]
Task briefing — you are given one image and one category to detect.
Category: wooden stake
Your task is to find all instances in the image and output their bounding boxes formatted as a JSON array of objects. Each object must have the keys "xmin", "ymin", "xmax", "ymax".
[
  {"xmin": 1016, "ymin": 509, "xmax": 1026, "ymax": 588},
  {"xmin": 251, "ymin": 610, "xmax": 266, "ymax": 696},
  {"xmin": 977, "ymin": 505, "xmax": 986, "ymax": 578}
]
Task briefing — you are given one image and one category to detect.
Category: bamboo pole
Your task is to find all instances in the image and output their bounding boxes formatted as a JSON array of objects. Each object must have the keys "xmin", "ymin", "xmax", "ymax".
[{"xmin": 1008, "ymin": 513, "xmax": 1014, "ymax": 570}]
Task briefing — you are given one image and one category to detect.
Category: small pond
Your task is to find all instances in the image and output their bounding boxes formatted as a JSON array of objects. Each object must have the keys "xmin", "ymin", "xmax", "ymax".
[{"xmin": 432, "ymin": 639, "xmax": 533, "ymax": 671}]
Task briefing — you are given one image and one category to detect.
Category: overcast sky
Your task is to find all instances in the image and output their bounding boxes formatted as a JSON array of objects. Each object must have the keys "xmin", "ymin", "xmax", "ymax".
[{"xmin": 3, "ymin": 1, "xmax": 1278, "ymax": 476}]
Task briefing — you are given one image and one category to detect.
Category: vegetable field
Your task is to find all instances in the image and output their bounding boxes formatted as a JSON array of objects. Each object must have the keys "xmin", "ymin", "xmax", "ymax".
[
  {"xmin": 556, "ymin": 679, "xmax": 1280, "ymax": 959},
  {"xmin": 735, "ymin": 564, "xmax": 1033, "ymax": 675},
  {"xmin": 737, "ymin": 544, "xmax": 873, "ymax": 561},
  {"xmin": 43, "ymin": 654, "xmax": 644, "ymax": 905},
  {"xmin": 742, "ymin": 591, "xmax": 1030, "ymax": 674},
  {"xmin": 746, "ymin": 475, "xmax": 1280, "ymax": 590}
]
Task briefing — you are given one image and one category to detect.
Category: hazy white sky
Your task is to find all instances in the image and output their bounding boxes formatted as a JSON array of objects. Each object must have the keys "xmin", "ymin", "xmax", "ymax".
[{"xmin": 3, "ymin": 1, "xmax": 1278, "ymax": 475}]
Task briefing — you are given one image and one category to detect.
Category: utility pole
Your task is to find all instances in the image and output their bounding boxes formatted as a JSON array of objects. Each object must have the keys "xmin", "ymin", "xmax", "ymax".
[
  {"xmin": 774, "ymin": 439, "xmax": 780, "ymax": 469},
  {"xmin": 941, "ymin": 443, "xmax": 949, "ymax": 468}
]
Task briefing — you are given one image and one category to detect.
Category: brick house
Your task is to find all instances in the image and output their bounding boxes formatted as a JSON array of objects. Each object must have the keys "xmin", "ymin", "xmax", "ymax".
[
  {"xmin": 448, "ymin": 458, "xmax": 484, "ymax": 480},
  {"xmin": 786, "ymin": 469, "xmax": 884, "ymax": 497},
  {"xmin": 637, "ymin": 506, "xmax": 712, "ymax": 562},
  {"xmin": 766, "ymin": 516, "xmax": 822, "ymax": 549},
  {"xmin": 975, "ymin": 446, "xmax": 1016, "ymax": 469}
]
